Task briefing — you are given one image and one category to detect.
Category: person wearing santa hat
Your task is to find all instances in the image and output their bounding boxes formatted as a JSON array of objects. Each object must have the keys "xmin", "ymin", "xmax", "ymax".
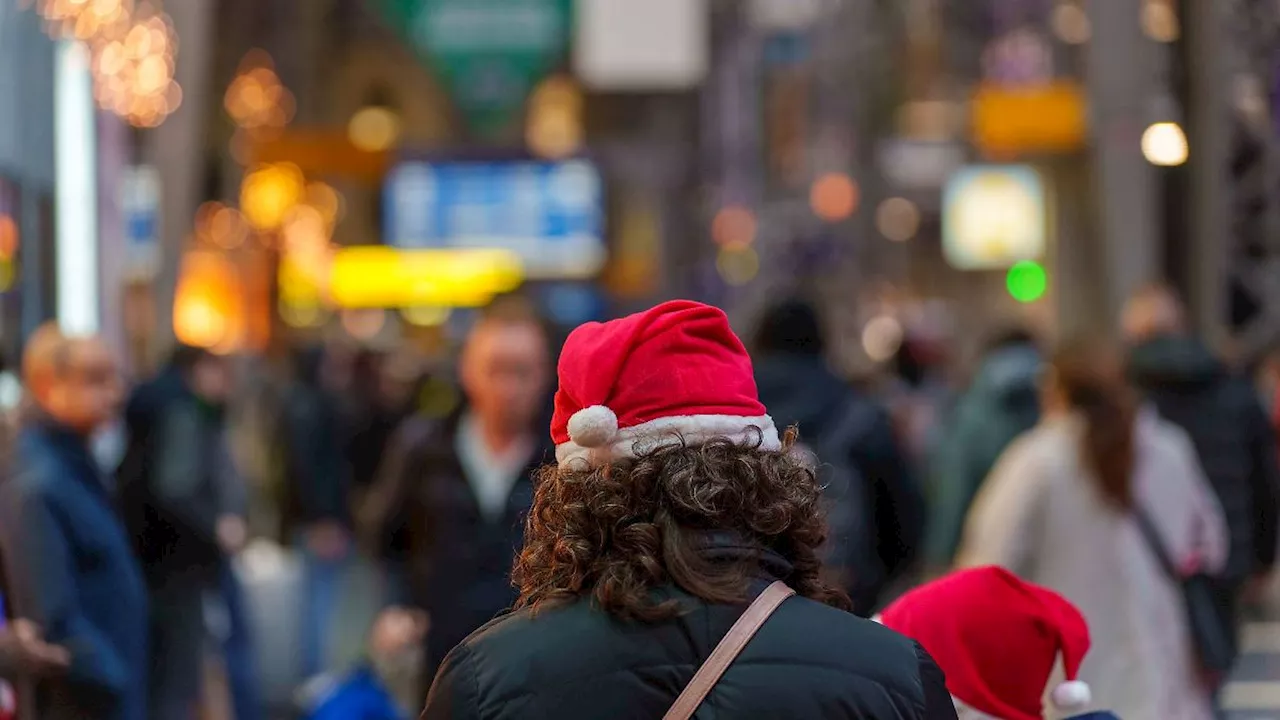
[
  {"xmin": 876, "ymin": 566, "xmax": 1120, "ymax": 720},
  {"xmin": 421, "ymin": 300, "xmax": 957, "ymax": 719}
]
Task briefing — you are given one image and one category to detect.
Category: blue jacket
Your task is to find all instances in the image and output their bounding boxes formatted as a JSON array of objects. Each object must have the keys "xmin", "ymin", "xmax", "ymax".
[
  {"xmin": 306, "ymin": 667, "xmax": 404, "ymax": 720},
  {"xmin": 925, "ymin": 344, "xmax": 1041, "ymax": 568},
  {"xmin": 0, "ymin": 423, "xmax": 149, "ymax": 720}
]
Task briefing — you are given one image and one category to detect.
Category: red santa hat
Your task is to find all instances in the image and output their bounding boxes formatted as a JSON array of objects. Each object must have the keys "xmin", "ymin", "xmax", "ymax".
[
  {"xmin": 877, "ymin": 566, "xmax": 1092, "ymax": 720},
  {"xmin": 550, "ymin": 300, "xmax": 781, "ymax": 467}
]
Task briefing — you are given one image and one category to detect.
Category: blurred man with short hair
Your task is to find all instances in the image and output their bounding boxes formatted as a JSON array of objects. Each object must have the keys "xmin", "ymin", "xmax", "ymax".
[
  {"xmin": 361, "ymin": 297, "xmax": 553, "ymax": 688},
  {"xmin": 0, "ymin": 324, "xmax": 148, "ymax": 720}
]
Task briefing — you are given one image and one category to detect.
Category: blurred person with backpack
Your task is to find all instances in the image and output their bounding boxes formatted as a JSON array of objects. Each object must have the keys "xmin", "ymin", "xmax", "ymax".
[
  {"xmin": 118, "ymin": 345, "xmax": 239, "ymax": 720},
  {"xmin": 926, "ymin": 327, "xmax": 1042, "ymax": 574},
  {"xmin": 1123, "ymin": 285, "xmax": 1280, "ymax": 613},
  {"xmin": 752, "ymin": 298, "xmax": 923, "ymax": 614}
]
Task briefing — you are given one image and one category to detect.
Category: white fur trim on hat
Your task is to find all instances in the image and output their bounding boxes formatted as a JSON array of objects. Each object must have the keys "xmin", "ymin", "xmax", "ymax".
[
  {"xmin": 1051, "ymin": 680, "xmax": 1091, "ymax": 710},
  {"xmin": 556, "ymin": 414, "xmax": 781, "ymax": 467}
]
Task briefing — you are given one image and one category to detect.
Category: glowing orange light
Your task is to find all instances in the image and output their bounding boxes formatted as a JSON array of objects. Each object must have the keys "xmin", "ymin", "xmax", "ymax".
[
  {"xmin": 711, "ymin": 206, "xmax": 757, "ymax": 249},
  {"xmin": 0, "ymin": 216, "xmax": 19, "ymax": 260},
  {"xmin": 810, "ymin": 173, "xmax": 860, "ymax": 222},
  {"xmin": 173, "ymin": 251, "xmax": 242, "ymax": 350}
]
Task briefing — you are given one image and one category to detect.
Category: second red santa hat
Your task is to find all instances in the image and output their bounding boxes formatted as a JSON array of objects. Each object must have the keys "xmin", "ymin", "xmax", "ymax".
[
  {"xmin": 550, "ymin": 300, "xmax": 781, "ymax": 467},
  {"xmin": 877, "ymin": 566, "xmax": 1093, "ymax": 720}
]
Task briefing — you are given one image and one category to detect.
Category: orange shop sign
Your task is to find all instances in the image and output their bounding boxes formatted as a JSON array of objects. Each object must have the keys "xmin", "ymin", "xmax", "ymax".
[{"xmin": 970, "ymin": 81, "xmax": 1087, "ymax": 156}]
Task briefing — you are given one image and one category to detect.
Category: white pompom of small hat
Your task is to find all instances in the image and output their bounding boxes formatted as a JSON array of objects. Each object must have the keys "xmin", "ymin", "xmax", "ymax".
[
  {"xmin": 567, "ymin": 405, "xmax": 618, "ymax": 448},
  {"xmin": 1051, "ymin": 680, "xmax": 1091, "ymax": 710}
]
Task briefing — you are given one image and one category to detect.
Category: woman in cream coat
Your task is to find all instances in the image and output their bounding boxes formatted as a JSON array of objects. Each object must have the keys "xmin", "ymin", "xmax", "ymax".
[{"xmin": 959, "ymin": 340, "xmax": 1227, "ymax": 720}]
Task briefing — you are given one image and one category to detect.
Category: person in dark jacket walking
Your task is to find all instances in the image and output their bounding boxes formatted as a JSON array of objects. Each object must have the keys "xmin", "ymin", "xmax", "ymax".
[
  {"xmin": 0, "ymin": 324, "xmax": 148, "ymax": 720},
  {"xmin": 118, "ymin": 345, "xmax": 238, "ymax": 720},
  {"xmin": 753, "ymin": 298, "xmax": 925, "ymax": 614},
  {"xmin": 362, "ymin": 297, "xmax": 553, "ymax": 692},
  {"xmin": 1123, "ymin": 285, "xmax": 1280, "ymax": 600},
  {"xmin": 279, "ymin": 345, "xmax": 354, "ymax": 680},
  {"xmin": 925, "ymin": 328, "xmax": 1041, "ymax": 572},
  {"xmin": 422, "ymin": 301, "xmax": 956, "ymax": 720}
]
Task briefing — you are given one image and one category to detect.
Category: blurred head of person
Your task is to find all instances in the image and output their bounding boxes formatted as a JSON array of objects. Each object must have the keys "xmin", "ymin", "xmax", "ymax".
[
  {"xmin": 1041, "ymin": 338, "xmax": 1137, "ymax": 510},
  {"xmin": 367, "ymin": 606, "xmax": 428, "ymax": 690},
  {"xmin": 753, "ymin": 297, "xmax": 825, "ymax": 357},
  {"xmin": 23, "ymin": 323, "xmax": 123, "ymax": 435},
  {"xmin": 1121, "ymin": 282, "xmax": 1186, "ymax": 344},
  {"xmin": 459, "ymin": 296, "xmax": 551, "ymax": 436},
  {"xmin": 514, "ymin": 300, "xmax": 849, "ymax": 622},
  {"xmin": 171, "ymin": 344, "xmax": 231, "ymax": 407}
]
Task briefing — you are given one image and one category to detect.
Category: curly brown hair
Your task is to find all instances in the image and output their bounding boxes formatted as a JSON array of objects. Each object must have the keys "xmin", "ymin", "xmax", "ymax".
[{"xmin": 512, "ymin": 428, "xmax": 851, "ymax": 622}]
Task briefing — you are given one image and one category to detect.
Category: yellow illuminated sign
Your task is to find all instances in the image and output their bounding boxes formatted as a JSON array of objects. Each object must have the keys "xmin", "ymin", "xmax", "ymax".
[
  {"xmin": 327, "ymin": 247, "xmax": 524, "ymax": 309},
  {"xmin": 971, "ymin": 81, "xmax": 1086, "ymax": 156}
]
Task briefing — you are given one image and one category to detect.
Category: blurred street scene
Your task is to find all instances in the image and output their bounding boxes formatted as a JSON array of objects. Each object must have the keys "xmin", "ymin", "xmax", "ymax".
[{"xmin": 0, "ymin": 0, "xmax": 1278, "ymax": 718}]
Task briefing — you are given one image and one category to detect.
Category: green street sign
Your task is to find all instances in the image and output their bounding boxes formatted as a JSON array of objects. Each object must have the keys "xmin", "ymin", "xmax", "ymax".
[{"xmin": 381, "ymin": 0, "xmax": 572, "ymax": 137}]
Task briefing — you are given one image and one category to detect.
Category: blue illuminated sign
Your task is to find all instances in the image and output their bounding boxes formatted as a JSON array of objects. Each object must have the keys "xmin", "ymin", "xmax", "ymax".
[{"xmin": 383, "ymin": 158, "xmax": 606, "ymax": 279}]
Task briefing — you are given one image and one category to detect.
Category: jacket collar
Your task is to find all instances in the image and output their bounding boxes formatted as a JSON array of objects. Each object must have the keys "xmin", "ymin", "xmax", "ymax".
[{"xmin": 695, "ymin": 531, "xmax": 795, "ymax": 584}]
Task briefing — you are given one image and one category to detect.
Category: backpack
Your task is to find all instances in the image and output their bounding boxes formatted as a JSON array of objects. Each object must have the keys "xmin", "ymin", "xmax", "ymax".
[{"xmin": 792, "ymin": 402, "xmax": 881, "ymax": 597}]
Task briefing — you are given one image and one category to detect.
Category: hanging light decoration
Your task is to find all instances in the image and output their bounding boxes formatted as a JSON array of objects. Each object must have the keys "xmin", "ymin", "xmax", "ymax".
[
  {"xmin": 91, "ymin": 12, "xmax": 181, "ymax": 127},
  {"xmin": 30, "ymin": 0, "xmax": 182, "ymax": 127},
  {"xmin": 224, "ymin": 51, "xmax": 295, "ymax": 134}
]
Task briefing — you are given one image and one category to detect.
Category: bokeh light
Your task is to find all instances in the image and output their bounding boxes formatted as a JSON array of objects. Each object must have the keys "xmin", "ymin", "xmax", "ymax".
[
  {"xmin": 1141, "ymin": 121, "xmax": 1188, "ymax": 166},
  {"xmin": 348, "ymin": 106, "xmax": 401, "ymax": 153},
  {"xmin": 711, "ymin": 205, "xmax": 756, "ymax": 249},
  {"xmin": 527, "ymin": 76, "xmax": 584, "ymax": 160},
  {"xmin": 1142, "ymin": 0, "xmax": 1179, "ymax": 43},
  {"xmin": 401, "ymin": 305, "xmax": 452, "ymax": 326},
  {"xmin": 875, "ymin": 197, "xmax": 921, "ymax": 242},
  {"xmin": 862, "ymin": 315, "xmax": 904, "ymax": 362},
  {"xmin": 341, "ymin": 308, "xmax": 387, "ymax": 341},
  {"xmin": 85, "ymin": 10, "xmax": 181, "ymax": 127},
  {"xmin": 716, "ymin": 246, "xmax": 760, "ymax": 286},
  {"xmin": 1051, "ymin": 3, "xmax": 1091, "ymax": 45},
  {"xmin": 241, "ymin": 162, "xmax": 306, "ymax": 231},
  {"xmin": 208, "ymin": 206, "xmax": 250, "ymax": 249},
  {"xmin": 810, "ymin": 173, "xmax": 860, "ymax": 222},
  {"xmin": 173, "ymin": 251, "xmax": 240, "ymax": 349},
  {"xmin": 278, "ymin": 299, "xmax": 325, "ymax": 329},
  {"xmin": 1006, "ymin": 260, "xmax": 1048, "ymax": 303},
  {"xmin": 0, "ymin": 215, "xmax": 19, "ymax": 259},
  {"xmin": 305, "ymin": 182, "xmax": 345, "ymax": 228},
  {"xmin": 225, "ymin": 52, "xmax": 295, "ymax": 133}
]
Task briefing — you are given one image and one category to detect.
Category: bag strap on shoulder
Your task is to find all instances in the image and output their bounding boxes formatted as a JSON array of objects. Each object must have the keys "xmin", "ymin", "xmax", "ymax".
[
  {"xmin": 663, "ymin": 581, "xmax": 796, "ymax": 720},
  {"xmin": 1132, "ymin": 505, "xmax": 1179, "ymax": 581}
]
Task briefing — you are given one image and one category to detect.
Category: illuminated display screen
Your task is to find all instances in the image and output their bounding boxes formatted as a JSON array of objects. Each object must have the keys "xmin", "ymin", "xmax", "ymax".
[{"xmin": 383, "ymin": 157, "xmax": 606, "ymax": 279}]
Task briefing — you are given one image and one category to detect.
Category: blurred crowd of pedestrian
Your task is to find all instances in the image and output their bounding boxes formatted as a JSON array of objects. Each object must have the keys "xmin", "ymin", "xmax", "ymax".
[{"xmin": 0, "ymin": 284, "xmax": 1275, "ymax": 720}]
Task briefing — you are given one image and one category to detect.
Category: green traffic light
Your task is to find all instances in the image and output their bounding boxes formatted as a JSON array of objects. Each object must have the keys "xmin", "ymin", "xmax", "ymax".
[{"xmin": 1006, "ymin": 260, "xmax": 1047, "ymax": 303}]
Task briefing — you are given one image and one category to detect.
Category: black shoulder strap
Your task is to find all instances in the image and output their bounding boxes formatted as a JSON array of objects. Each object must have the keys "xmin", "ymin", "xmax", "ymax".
[{"xmin": 1132, "ymin": 505, "xmax": 1179, "ymax": 581}]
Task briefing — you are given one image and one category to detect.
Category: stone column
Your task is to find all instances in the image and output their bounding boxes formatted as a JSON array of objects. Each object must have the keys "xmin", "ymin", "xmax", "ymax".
[
  {"xmin": 147, "ymin": 0, "xmax": 216, "ymax": 353},
  {"xmin": 1085, "ymin": 0, "xmax": 1159, "ymax": 333}
]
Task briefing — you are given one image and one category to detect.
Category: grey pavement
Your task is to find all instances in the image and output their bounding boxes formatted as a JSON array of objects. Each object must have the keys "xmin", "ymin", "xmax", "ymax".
[{"xmin": 1224, "ymin": 580, "xmax": 1280, "ymax": 720}]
